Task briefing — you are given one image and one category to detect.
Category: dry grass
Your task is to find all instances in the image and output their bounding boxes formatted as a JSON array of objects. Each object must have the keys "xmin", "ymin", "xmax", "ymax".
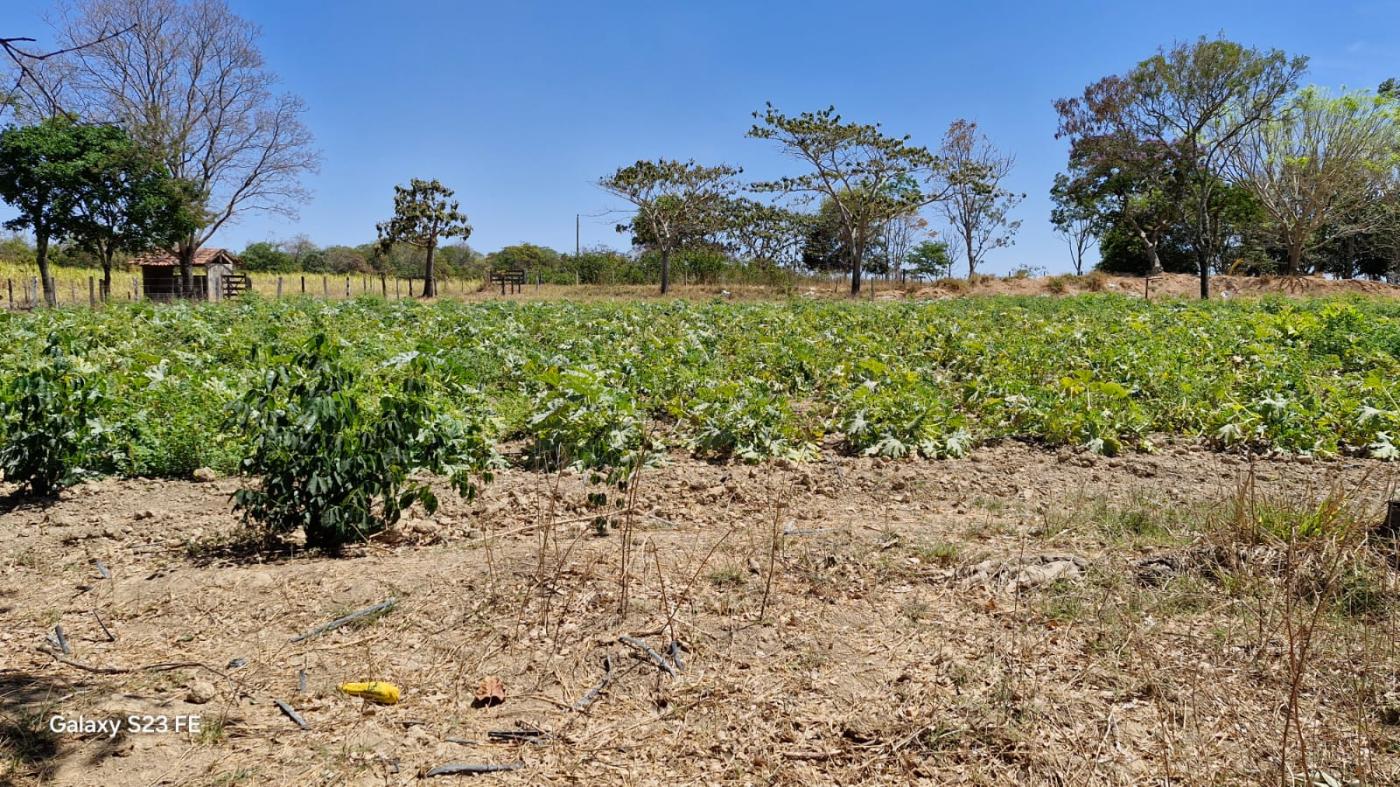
[{"xmin": 1, "ymin": 447, "xmax": 1398, "ymax": 785}]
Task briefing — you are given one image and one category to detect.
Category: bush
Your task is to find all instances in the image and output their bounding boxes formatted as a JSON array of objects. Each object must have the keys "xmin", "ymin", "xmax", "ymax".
[
  {"xmin": 0, "ymin": 341, "xmax": 114, "ymax": 496},
  {"xmin": 527, "ymin": 365, "xmax": 654, "ymax": 485},
  {"xmin": 230, "ymin": 334, "xmax": 496, "ymax": 553}
]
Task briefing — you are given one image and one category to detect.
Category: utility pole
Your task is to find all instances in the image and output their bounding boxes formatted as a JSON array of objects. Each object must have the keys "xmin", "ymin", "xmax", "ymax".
[{"xmin": 575, "ymin": 213, "xmax": 580, "ymax": 258}]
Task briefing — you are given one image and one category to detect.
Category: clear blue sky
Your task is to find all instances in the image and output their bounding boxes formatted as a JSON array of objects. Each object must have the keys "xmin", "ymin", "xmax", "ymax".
[{"xmin": 5, "ymin": 0, "xmax": 1400, "ymax": 273}]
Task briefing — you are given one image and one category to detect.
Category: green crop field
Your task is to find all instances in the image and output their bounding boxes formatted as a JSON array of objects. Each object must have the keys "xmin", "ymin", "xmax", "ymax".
[{"xmin": 2, "ymin": 293, "xmax": 1398, "ymax": 484}]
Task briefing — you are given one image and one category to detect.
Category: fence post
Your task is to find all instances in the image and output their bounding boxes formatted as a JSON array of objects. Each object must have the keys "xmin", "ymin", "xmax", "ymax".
[
  {"xmin": 88, "ymin": 277, "xmax": 95, "ymax": 308},
  {"xmin": 395, "ymin": 278, "xmax": 400, "ymax": 299},
  {"xmin": 276, "ymin": 276, "xmax": 283, "ymax": 299},
  {"xmin": 322, "ymin": 275, "xmax": 328, "ymax": 297},
  {"xmin": 300, "ymin": 275, "xmax": 305, "ymax": 294},
  {"xmin": 409, "ymin": 278, "xmax": 415, "ymax": 298},
  {"xmin": 6, "ymin": 278, "xmax": 11, "ymax": 310},
  {"xmin": 345, "ymin": 277, "xmax": 350, "ymax": 298}
]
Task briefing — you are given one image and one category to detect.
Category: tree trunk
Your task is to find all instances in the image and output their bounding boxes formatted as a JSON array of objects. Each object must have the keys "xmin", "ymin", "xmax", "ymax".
[
  {"xmin": 1287, "ymin": 244, "xmax": 1303, "ymax": 277},
  {"xmin": 178, "ymin": 243, "xmax": 197, "ymax": 299},
  {"xmin": 849, "ymin": 247, "xmax": 862, "ymax": 296},
  {"xmin": 1197, "ymin": 248, "xmax": 1210, "ymax": 300},
  {"xmin": 422, "ymin": 241, "xmax": 437, "ymax": 298},
  {"xmin": 35, "ymin": 231, "xmax": 55, "ymax": 307},
  {"xmin": 1144, "ymin": 241, "xmax": 1162, "ymax": 277},
  {"xmin": 660, "ymin": 246, "xmax": 671, "ymax": 294},
  {"xmin": 101, "ymin": 249, "xmax": 114, "ymax": 303},
  {"xmin": 964, "ymin": 228, "xmax": 976, "ymax": 280}
]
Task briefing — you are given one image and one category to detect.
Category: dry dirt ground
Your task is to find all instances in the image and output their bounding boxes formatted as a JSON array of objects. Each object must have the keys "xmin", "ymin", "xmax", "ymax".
[{"xmin": 2, "ymin": 442, "xmax": 1399, "ymax": 786}]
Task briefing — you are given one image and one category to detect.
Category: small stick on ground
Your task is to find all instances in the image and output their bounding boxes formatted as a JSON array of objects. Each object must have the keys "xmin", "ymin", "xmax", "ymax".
[
  {"xmin": 52, "ymin": 625, "xmax": 70, "ymax": 654},
  {"xmin": 618, "ymin": 636, "xmax": 676, "ymax": 677},
  {"xmin": 572, "ymin": 654, "xmax": 613, "ymax": 711},
  {"xmin": 92, "ymin": 610, "xmax": 115, "ymax": 642},
  {"xmin": 425, "ymin": 762, "xmax": 524, "ymax": 777},
  {"xmin": 288, "ymin": 597, "xmax": 397, "ymax": 643},
  {"xmin": 39, "ymin": 648, "xmax": 203, "ymax": 675},
  {"xmin": 274, "ymin": 699, "xmax": 309, "ymax": 729}
]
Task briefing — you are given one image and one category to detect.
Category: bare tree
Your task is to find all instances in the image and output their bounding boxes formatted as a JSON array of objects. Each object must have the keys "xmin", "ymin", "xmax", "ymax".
[
  {"xmin": 880, "ymin": 211, "xmax": 928, "ymax": 281},
  {"xmin": 1, "ymin": 24, "xmax": 132, "ymax": 118},
  {"xmin": 1227, "ymin": 87, "xmax": 1400, "ymax": 275},
  {"xmin": 49, "ymin": 0, "xmax": 318, "ymax": 296},
  {"xmin": 1050, "ymin": 173, "xmax": 1099, "ymax": 275},
  {"xmin": 938, "ymin": 119, "xmax": 1022, "ymax": 279}
]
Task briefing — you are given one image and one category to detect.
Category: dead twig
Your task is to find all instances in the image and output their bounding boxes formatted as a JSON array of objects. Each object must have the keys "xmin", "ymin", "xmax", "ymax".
[
  {"xmin": 618, "ymin": 636, "xmax": 676, "ymax": 677},
  {"xmin": 289, "ymin": 597, "xmax": 397, "ymax": 643},
  {"xmin": 92, "ymin": 610, "xmax": 115, "ymax": 642},
  {"xmin": 38, "ymin": 647, "xmax": 200, "ymax": 674},
  {"xmin": 571, "ymin": 654, "xmax": 613, "ymax": 711},
  {"xmin": 425, "ymin": 762, "xmax": 524, "ymax": 777},
  {"xmin": 274, "ymin": 699, "xmax": 308, "ymax": 730}
]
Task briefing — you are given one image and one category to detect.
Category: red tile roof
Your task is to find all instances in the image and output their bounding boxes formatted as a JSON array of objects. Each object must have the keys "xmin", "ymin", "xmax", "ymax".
[{"xmin": 130, "ymin": 248, "xmax": 240, "ymax": 268}]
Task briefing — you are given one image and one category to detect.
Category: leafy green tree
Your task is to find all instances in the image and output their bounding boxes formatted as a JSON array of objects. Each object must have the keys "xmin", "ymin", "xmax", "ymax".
[
  {"xmin": 1227, "ymin": 87, "xmax": 1400, "ymax": 275},
  {"xmin": 748, "ymin": 104, "xmax": 947, "ymax": 294},
  {"xmin": 240, "ymin": 241, "xmax": 294, "ymax": 273},
  {"xmin": 0, "ymin": 116, "xmax": 124, "ymax": 306},
  {"xmin": 1055, "ymin": 132, "xmax": 1182, "ymax": 275},
  {"xmin": 599, "ymin": 159, "xmax": 740, "ymax": 294},
  {"xmin": 722, "ymin": 198, "xmax": 812, "ymax": 269},
  {"xmin": 68, "ymin": 128, "xmax": 199, "ymax": 300},
  {"xmin": 376, "ymin": 178, "xmax": 472, "ymax": 297},
  {"xmin": 486, "ymin": 243, "xmax": 563, "ymax": 274},
  {"xmin": 906, "ymin": 240, "xmax": 952, "ymax": 279},
  {"xmin": 1050, "ymin": 173, "xmax": 1101, "ymax": 274},
  {"xmin": 1055, "ymin": 37, "xmax": 1305, "ymax": 296}
]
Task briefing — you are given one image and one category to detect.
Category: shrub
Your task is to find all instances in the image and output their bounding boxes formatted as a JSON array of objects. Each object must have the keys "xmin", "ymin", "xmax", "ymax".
[
  {"xmin": 230, "ymin": 334, "xmax": 496, "ymax": 553},
  {"xmin": 0, "ymin": 341, "xmax": 114, "ymax": 496},
  {"xmin": 526, "ymin": 364, "xmax": 654, "ymax": 485}
]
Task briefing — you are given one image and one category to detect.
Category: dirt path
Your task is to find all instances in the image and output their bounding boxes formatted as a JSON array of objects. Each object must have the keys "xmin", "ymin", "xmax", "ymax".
[{"xmin": 2, "ymin": 443, "xmax": 1397, "ymax": 785}]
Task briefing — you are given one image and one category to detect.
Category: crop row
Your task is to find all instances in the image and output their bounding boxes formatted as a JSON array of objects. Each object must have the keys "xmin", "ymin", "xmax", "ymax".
[{"xmin": 2, "ymin": 294, "xmax": 1398, "ymax": 488}]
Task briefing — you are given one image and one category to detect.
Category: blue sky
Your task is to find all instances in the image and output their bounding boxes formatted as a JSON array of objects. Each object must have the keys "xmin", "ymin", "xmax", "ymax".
[{"xmin": 5, "ymin": 0, "xmax": 1400, "ymax": 273}]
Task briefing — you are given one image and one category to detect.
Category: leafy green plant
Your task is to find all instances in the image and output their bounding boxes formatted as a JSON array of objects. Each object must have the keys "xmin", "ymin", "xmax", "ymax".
[
  {"xmin": 527, "ymin": 365, "xmax": 654, "ymax": 485},
  {"xmin": 229, "ymin": 334, "xmax": 496, "ymax": 553},
  {"xmin": 0, "ymin": 340, "xmax": 114, "ymax": 496}
]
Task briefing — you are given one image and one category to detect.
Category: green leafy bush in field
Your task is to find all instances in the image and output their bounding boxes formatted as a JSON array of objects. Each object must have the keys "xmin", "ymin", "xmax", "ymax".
[
  {"xmin": 230, "ymin": 334, "xmax": 496, "ymax": 552},
  {"xmin": 681, "ymin": 378, "xmax": 818, "ymax": 462},
  {"xmin": 0, "ymin": 341, "xmax": 115, "ymax": 496},
  {"xmin": 527, "ymin": 364, "xmax": 655, "ymax": 485},
  {"xmin": 840, "ymin": 360, "xmax": 971, "ymax": 459}
]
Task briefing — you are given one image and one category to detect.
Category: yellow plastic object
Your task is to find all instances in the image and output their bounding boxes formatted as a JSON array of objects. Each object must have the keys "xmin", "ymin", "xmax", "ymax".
[{"xmin": 339, "ymin": 681, "xmax": 401, "ymax": 705}]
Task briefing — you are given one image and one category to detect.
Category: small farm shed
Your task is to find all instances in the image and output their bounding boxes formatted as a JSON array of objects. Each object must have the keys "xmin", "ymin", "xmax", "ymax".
[{"xmin": 130, "ymin": 248, "xmax": 243, "ymax": 301}]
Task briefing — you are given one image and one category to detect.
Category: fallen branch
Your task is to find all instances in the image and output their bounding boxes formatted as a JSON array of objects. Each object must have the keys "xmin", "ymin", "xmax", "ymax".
[
  {"xmin": 38, "ymin": 647, "xmax": 201, "ymax": 675},
  {"xmin": 487, "ymin": 729, "xmax": 550, "ymax": 744},
  {"xmin": 52, "ymin": 625, "xmax": 70, "ymax": 654},
  {"xmin": 667, "ymin": 641, "xmax": 686, "ymax": 672},
  {"xmin": 618, "ymin": 636, "xmax": 676, "ymax": 677},
  {"xmin": 425, "ymin": 762, "xmax": 524, "ymax": 777},
  {"xmin": 274, "ymin": 699, "xmax": 308, "ymax": 729},
  {"xmin": 571, "ymin": 654, "xmax": 613, "ymax": 711},
  {"xmin": 289, "ymin": 597, "xmax": 397, "ymax": 643}
]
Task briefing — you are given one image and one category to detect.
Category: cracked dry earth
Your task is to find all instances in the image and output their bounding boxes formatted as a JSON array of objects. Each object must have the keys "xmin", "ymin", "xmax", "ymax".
[{"xmin": 2, "ymin": 441, "xmax": 1399, "ymax": 786}]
